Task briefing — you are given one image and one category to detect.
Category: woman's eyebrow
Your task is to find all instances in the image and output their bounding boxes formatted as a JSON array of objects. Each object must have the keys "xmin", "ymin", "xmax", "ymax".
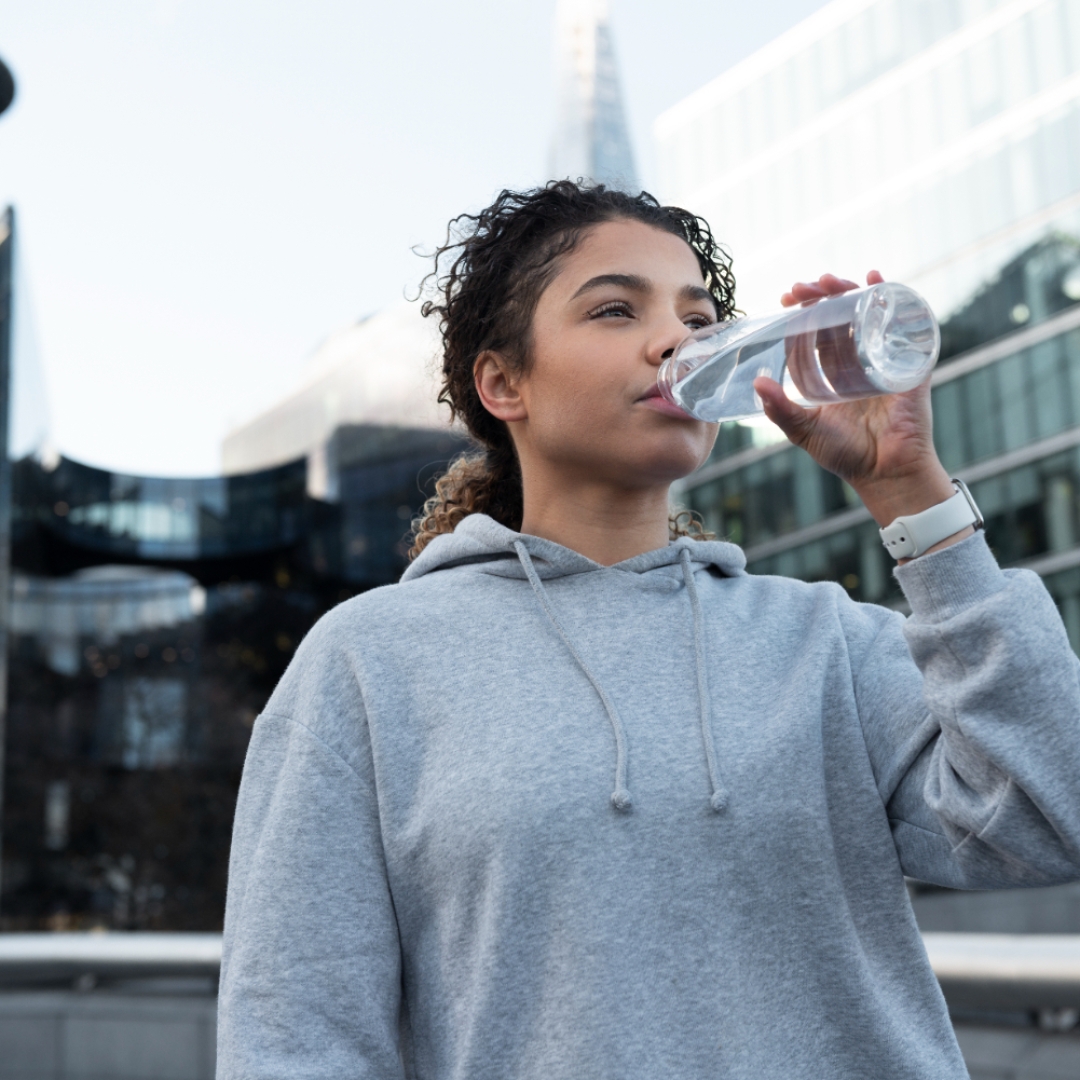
[
  {"xmin": 569, "ymin": 275, "xmax": 715, "ymax": 312},
  {"xmin": 570, "ymin": 273, "xmax": 651, "ymax": 300},
  {"xmin": 680, "ymin": 284, "xmax": 716, "ymax": 307}
]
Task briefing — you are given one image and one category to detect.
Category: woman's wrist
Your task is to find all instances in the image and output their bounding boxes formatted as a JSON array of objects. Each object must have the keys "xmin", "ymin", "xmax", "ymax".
[
  {"xmin": 854, "ymin": 460, "xmax": 977, "ymax": 564},
  {"xmin": 853, "ymin": 461, "xmax": 957, "ymax": 530}
]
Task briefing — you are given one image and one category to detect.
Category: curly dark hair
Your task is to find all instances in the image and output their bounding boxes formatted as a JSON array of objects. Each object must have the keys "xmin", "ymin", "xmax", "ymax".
[{"xmin": 410, "ymin": 180, "xmax": 735, "ymax": 558}]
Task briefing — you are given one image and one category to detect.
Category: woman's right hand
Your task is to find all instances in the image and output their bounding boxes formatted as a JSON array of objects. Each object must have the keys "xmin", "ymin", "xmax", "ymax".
[{"xmin": 753, "ymin": 271, "xmax": 955, "ymax": 530}]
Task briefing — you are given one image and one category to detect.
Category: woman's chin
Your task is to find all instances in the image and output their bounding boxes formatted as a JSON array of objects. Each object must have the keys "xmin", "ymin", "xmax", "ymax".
[
  {"xmin": 659, "ymin": 426, "xmax": 715, "ymax": 470},
  {"xmin": 544, "ymin": 426, "xmax": 715, "ymax": 488},
  {"xmin": 626, "ymin": 440, "xmax": 711, "ymax": 486}
]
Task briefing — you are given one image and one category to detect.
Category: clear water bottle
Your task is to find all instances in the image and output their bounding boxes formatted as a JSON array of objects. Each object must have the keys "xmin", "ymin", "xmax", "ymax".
[{"xmin": 656, "ymin": 282, "xmax": 940, "ymax": 422}]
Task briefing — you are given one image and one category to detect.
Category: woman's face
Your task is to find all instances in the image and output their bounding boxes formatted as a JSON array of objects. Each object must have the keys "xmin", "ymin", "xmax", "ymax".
[{"xmin": 498, "ymin": 218, "xmax": 720, "ymax": 489}]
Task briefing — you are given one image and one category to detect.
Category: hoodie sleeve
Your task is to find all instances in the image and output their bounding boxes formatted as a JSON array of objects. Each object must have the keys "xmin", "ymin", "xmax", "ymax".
[
  {"xmin": 850, "ymin": 531, "xmax": 1080, "ymax": 890},
  {"xmin": 217, "ymin": 615, "xmax": 404, "ymax": 1080}
]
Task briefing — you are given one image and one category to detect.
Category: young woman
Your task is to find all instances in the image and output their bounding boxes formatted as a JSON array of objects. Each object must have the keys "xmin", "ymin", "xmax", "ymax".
[{"xmin": 217, "ymin": 183, "xmax": 1080, "ymax": 1079}]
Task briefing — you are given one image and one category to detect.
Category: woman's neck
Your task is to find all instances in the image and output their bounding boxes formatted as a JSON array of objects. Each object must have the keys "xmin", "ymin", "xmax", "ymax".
[{"xmin": 517, "ymin": 474, "xmax": 674, "ymax": 566}]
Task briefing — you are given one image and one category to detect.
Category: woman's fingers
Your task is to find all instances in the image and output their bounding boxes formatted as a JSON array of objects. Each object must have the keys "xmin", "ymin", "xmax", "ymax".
[
  {"xmin": 781, "ymin": 281, "xmax": 827, "ymax": 307},
  {"xmin": 781, "ymin": 271, "xmax": 882, "ymax": 306},
  {"xmin": 817, "ymin": 273, "xmax": 859, "ymax": 293}
]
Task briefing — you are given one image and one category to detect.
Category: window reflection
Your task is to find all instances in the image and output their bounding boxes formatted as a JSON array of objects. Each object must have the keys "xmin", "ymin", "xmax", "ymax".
[{"xmin": 102, "ymin": 676, "xmax": 188, "ymax": 770}]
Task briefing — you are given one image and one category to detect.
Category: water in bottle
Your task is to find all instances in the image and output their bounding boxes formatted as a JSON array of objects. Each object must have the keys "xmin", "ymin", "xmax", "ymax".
[{"xmin": 656, "ymin": 282, "xmax": 940, "ymax": 423}]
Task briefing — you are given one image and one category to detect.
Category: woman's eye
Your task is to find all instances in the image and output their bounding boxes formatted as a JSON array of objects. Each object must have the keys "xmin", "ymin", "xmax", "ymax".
[
  {"xmin": 589, "ymin": 301, "xmax": 633, "ymax": 319},
  {"xmin": 684, "ymin": 314, "xmax": 713, "ymax": 329}
]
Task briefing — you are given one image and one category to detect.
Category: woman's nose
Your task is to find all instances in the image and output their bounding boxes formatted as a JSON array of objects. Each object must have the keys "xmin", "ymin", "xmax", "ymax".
[{"xmin": 648, "ymin": 324, "xmax": 689, "ymax": 366}]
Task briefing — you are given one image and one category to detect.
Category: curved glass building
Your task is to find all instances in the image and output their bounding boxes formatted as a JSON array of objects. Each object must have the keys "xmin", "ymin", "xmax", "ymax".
[{"xmin": 3, "ymin": 433, "xmax": 467, "ymax": 931}]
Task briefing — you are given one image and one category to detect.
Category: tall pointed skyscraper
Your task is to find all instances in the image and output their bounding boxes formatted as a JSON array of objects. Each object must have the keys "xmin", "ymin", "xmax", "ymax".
[{"xmin": 550, "ymin": 0, "xmax": 638, "ymax": 191}]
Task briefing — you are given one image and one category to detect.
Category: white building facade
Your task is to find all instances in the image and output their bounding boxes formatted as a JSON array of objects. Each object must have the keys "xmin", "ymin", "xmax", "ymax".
[
  {"xmin": 655, "ymin": 0, "xmax": 1080, "ymax": 318},
  {"xmin": 660, "ymin": 0, "xmax": 1080, "ymax": 653}
]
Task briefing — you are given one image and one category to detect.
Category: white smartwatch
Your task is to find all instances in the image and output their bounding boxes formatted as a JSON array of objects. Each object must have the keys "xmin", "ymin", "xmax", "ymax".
[{"xmin": 879, "ymin": 479, "xmax": 983, "ymax": 561}]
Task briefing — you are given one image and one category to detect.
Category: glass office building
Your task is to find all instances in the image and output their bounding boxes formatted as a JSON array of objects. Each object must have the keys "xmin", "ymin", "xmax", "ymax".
[
  {"xmin": 655, "ymin": 0, "xmax": 1080, "ymax": 320},
  {"xmin": 679, "ymin": 236, "xmax": 1080, "ymax": 635},
  {"xmin": 656, "ymin": 0, "xmax": 1080, "ymax": 649}
]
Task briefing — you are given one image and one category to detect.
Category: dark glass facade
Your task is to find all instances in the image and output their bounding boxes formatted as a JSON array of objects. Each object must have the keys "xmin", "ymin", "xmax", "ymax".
[{"xmin": 1, "ymin": 429, "xmax": 468, "ymax": 930}]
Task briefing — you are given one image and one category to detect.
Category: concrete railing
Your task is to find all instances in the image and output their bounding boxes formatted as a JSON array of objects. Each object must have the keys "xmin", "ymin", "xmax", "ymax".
[
  {"xmin": 0, "ymin": 933, "xmax": 222, "ymax": 986},
  {"xmin": 924, "ymin": 932, "xmax": 1080, "ymax": 1010},
  {"xmin": 1, "ymin": 931, "xmax": 1079, "ymax": 1008},
  {"xmin": 0, "ymin": 936, "xmax": 221, "ymax": 1080},
  {"xmin": 0, "ymin": 933, "xmax": 1078, "ymax": 1080}
]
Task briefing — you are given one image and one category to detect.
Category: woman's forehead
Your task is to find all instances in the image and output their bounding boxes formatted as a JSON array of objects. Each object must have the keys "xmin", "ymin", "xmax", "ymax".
[{"xmin": 556, "ymin": 219, "xmax": 705, "ymax": 291}]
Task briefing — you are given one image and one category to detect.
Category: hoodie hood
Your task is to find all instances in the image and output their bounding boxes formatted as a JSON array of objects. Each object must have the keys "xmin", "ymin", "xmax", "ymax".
[{"xmin": 401, "ymin": 513, "xmax": 747, "ymax": 583}]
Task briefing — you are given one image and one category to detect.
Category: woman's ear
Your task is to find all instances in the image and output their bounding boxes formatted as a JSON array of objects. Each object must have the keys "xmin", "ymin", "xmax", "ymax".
[{"xmin": 474, "ymin": 351, "xmax": 527, "ymax": 423}]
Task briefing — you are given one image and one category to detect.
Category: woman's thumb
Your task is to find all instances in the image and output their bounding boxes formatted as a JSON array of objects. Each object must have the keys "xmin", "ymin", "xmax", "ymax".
[{"xmin": 753, "ymin": 376, "xmax": 814, "ymax": 447}]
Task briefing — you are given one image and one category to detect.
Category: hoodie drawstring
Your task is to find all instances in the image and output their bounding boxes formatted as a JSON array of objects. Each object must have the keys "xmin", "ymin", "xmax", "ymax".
[
  {"xmin": 514, "ymin": 539, "xmax": 727, "ymax": 815},
  {"xmin": 680, "ymin": 548, "xmax": 728, "ymax": 813},
  {"xmin": 514, "ymin": 542, "xmax": 633, "ymax": 811}
]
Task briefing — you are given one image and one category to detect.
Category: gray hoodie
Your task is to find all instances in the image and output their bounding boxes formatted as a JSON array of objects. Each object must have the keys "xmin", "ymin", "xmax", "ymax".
[{"xmin": 218, "ymin": 515, "xmax": 1080, "ymax": 1080}]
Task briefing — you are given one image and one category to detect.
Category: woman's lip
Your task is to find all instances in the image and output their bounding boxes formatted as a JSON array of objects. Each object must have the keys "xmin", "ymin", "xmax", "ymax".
[
  {"xmin": 635, "ymin": 381, "xmax": 695, "ymax": 418},
  {"xmin": 638, "ymin": 395, "xmax": 695, "ymax": 419}
]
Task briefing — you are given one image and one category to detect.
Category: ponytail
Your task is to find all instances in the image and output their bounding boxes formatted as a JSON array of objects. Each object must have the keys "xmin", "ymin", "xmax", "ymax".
[{"xmin": 409, "ymin": 447, "xmax": 522, "ymax": 560}]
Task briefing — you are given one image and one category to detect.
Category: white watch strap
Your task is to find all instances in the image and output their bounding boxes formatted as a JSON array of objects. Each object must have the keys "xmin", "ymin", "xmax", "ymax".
[{"xmin": 879, "ymin": 480, "xmax": 983, "ymax": 560}]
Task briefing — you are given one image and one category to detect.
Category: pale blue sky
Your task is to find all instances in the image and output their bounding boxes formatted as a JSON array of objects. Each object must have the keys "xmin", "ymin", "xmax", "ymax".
[{"xmin": 0, "ymin": 0, "xmax": 828, "ymax": 475}]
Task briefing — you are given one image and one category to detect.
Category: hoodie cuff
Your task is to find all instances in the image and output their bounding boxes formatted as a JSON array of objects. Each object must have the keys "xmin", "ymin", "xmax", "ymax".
[{"xmin": 893, "ymin": 531, "xmax": 1007, "ymax": 624}]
